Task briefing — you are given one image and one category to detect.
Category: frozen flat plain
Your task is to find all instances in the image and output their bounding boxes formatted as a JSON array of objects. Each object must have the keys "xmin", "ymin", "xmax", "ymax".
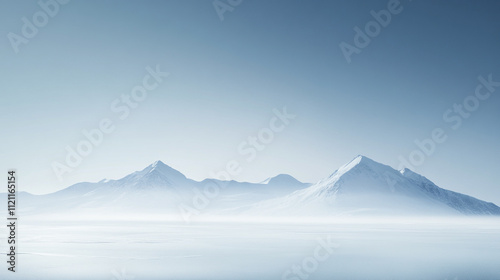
[{"xmin": 1, "ymin": 216, "xmax": 500, "ymax": 280}]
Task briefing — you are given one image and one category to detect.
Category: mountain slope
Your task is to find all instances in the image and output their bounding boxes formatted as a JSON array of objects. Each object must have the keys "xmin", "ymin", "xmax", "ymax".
[
  {"xmin": 3, "ymin": 157, "xmax": 498, "ymax": 217},
  {"xmin": 251, "ymin": 156, "xmax": 500, "ymax": 216},
  {"xmin": 400, "ymin": 168, "xmax": 500, "ymax": 215},
  {"xmin": 10, "ymin": 160, "xmax": 309, "ymax": 216},
  {"xmin": 110, "ymin": 160, "xmax": 190, "ymax": 189}
]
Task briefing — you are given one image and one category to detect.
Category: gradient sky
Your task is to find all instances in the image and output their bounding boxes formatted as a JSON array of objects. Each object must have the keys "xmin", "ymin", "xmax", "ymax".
[{"xmin": 1, "ymin": 0, "xmax": 499, "ymax": 204}]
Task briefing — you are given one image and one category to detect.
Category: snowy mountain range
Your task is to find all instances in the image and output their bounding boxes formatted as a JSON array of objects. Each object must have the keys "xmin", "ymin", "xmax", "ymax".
[
  {"xmin": 251, "ymin": 156, "xmax": 500, "ymax": 216},
  {"xmin": 4, "ymin": 156, "xmax": 500, "ymax": 217}
]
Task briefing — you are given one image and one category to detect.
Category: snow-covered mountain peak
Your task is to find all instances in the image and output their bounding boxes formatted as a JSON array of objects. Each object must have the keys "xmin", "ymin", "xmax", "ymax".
[
  {"xmin": 18, "ymin": 156, "xmax": 500, "ymax": 217},
  {"xmin": 329, "ymin": 155, "xmax": 395, "ymax": 180},
  {"xmin": 147, "ymin": 160, "xmax": 173, "ymax": 172},
  {"xmin": 261, "ymin": 174, "xmax": 304, "ymax": 186},
  {"xmin": 111, "ymin": 160, "xmax": 188, "ymax": 188},
  {"xmin": 256, "ymin": 156, "xmax": 500, "ymax": 216},
  {"xmin": 151, "ymin": 160, "xmax": 166, "ymax": 169},
  {"xmin": 342, "ymin": 155, "xmax": 384, "ymax": 170},
  {"xmin": 143, "ymin": 160, "xmax": 185, "ymax": 176},
  {"xmin": 294, "ymin": 156, "xmax": 397, "ymax": 201}
]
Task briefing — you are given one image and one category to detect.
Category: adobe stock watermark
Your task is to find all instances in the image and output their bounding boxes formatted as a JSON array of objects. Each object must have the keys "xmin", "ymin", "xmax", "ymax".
[
  {"xmin": 282, "ymin": 235, "xmax": 339, "ymax": 280},
  {"xmin": 51, "ymin": 65, "xmax": 169, "ymax": 181},
  {"xmin": 339, "ymin": 0, "xmax": 409, "ymax": 64},
  {"xmin": 213, "ymin": 0, "xmax": 243, "ymax": 21},
  {"xmin": 178, "ymin": 106, "xmax": 296, "ymax": 222},
  {"xmin": 398, "ymin": 74, "xmax": 499, "ymax": 170},
  {"xmin": 7, "ymin": 0, "xmax": 70, "ymax": 54}
]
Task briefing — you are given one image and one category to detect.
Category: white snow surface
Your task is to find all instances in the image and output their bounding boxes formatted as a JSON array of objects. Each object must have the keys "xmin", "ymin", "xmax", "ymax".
[{"xmin": 1, "ymin": 156, "xmax": 500, "ymax": 279}]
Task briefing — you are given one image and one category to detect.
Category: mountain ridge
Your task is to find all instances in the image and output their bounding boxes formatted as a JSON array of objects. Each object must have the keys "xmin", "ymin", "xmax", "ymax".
[
  {"xmin": 251, "ymin": 155, "xmax": 500, "ymax": 216},
  {"xmin": 2, "ymin": 156, "xmax": 499, "ymax": 217}
]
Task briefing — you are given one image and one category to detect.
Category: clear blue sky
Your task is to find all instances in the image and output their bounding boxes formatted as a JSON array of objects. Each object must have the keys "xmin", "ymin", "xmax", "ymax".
[{"xmin": 1, "ymin": 0, "xmax": 499, "ymax": 204}]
